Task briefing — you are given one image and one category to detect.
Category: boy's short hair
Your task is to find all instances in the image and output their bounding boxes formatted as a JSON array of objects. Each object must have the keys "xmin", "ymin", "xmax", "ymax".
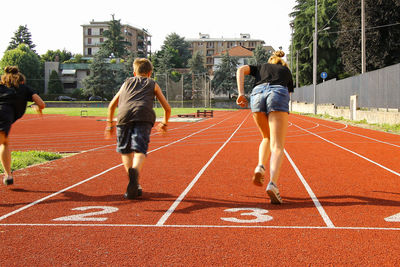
[{"xmin": 133, "ymin": 58, "xmax": 153, "ymax": 76}]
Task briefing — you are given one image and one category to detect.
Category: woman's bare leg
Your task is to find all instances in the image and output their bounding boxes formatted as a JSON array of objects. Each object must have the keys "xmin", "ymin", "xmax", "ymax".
[{"xmin": 267, "ymin": 111, "xmax": 288, "ymax": 184}]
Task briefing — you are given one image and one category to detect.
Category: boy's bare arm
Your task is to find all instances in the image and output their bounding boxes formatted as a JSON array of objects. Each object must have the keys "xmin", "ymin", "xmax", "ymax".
[
  {"xmin": 107, "ymin": 90, "xmax": 121, "ymax": 123},
  {"xmin": 104, "ymin": 90, "xmax": 121, "ymax": 139},
  {"xmin": 154, "ymin": 83, "xmax": 171, "ymax": 125}
]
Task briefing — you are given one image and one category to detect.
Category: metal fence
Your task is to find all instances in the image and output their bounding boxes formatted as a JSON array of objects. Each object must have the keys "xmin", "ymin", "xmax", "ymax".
[
  {"xmin": 153, "ymin": 73, "xmax": 211, "ymax": 108},
  {"xmin": 291, "ymin": 63, "xmax": 400, "ymax": 109}
]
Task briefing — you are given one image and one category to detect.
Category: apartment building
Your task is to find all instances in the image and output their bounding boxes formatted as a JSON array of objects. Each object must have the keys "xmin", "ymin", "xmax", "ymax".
[
  {"xmin": 81, "ymin": 20, "xmax": 151, "ymax": 57},
  {"xmin": 186, "ymin": 33, "xmax": 268, "ymax": 72}
]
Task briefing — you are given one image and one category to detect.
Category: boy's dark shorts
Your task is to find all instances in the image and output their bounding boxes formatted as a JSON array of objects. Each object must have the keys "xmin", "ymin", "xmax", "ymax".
[{"xmin": 116, "ymin": 122, "xmax": 153, "ymax": 155}]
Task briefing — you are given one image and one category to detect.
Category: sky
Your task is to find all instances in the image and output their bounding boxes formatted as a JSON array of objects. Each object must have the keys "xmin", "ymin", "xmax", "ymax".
[{"xmin": 0, "ymin": 0, "xmax": 297, "ymax": 60}]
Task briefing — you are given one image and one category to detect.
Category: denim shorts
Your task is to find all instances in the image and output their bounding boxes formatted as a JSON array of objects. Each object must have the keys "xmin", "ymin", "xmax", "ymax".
[
  {"xmin": 116, "ymin": 122, "xmax": 153, "ymax": 155},
  {"xmin": 250, "ymin": 84, "xmax": 290, "ymax": 114}
]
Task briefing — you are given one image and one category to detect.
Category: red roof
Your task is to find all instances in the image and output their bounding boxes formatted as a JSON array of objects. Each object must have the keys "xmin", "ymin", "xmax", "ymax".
[{"xmin": 214, "ymin": 46, "xmax": 253, "ymax": 57}]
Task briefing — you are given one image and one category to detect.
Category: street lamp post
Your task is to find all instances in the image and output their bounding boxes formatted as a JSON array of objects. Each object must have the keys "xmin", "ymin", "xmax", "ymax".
[
  {"xmin": 290, "ymin": 22, "xmax": 294, "ymax": 112},
  {"xmin": 361, "ymin": 0, "xmax": 366, "ymax": 73},
  {"xmin": 313, "ymin": 0, "xmax": 318, "ymax": 114}
]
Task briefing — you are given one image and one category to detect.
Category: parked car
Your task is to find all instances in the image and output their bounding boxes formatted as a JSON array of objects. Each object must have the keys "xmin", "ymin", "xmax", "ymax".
[
  {"xmin": 88, "ymin": 96, "xmax": 107, "ymax": 101},
  {"xmin": 56, "ymin": 96, "xmax": 76, "ymax": 101}
]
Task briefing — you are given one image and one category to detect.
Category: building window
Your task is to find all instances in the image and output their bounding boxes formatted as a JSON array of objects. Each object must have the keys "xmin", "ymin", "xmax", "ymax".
[
  {"xmin": 206, "ymin": 58, "xmax": 213, "ymax": 64},
  {"xmin": 207, "ymin": 49, "xmax": 214, "ymax": 56},
  {"xmin": 206, "ymin": 42, "xmax": 214, "ymax": 48},
  {"xmin": 88, "ymin": 48, "xmax": 92, "ymax": 55},
  {"xmin": 88, "ymin": 38, "xmax": 92, "ymax": 44},
  {"xmin": 100, "ymin": 28, "xmax": 103, "ymax": 35},
  {"xmin": 100, "ymin": 38, "xmax": 104, "ymax": 43},
  {"xmin": 88, "ymin": 28, "xmax": 92, "ymax": 35}
]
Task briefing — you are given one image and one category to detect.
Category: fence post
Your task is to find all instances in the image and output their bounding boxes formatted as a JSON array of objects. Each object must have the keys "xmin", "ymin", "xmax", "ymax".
[{"xmin": 350, "ymin": 95, "xmax": 358, "ymax": 121}]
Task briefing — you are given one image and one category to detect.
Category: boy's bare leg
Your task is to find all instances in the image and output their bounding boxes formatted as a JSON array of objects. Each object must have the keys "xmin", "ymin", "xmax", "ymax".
[
  {"xmin": 121, "ymin": 153, "xmax": 134, "ymax": 173},
  {"xmin": 0, "ymin": 133, "xmax": 12, "ymax": 178},
  {"xmin": 132, "ymin": 153, "xmax": 146, "ymax": 173},
  {"xmin": 121, "ymin": 152, "xmax": 146, "ymax": 173}
]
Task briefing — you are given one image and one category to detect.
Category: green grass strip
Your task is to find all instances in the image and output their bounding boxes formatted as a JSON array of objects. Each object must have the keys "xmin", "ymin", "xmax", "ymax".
[
  {"xmin": 0, "ymin": 151, "xmax": 63, "ymax": 173},
  {"xmin": 25, "ymin": 107, "xmax": 234, "ymax": 117}
]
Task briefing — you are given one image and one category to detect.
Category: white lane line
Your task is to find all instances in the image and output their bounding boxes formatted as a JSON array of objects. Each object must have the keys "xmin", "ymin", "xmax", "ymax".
[
  {"xmin": 293, "ymin": 123, "xmax": 400, "ymax": 177},
  {"xmin": 156, "ymin": 113, "xmax": 251, "ymax": 226},
  {"xmin": 1, "ymin": 223, "xmax": 400, "ymax": 231},
  {"xmin": 284, "ymin": 150, "xmax": 335, "ymax": 228},
  {"xmin": 0, "ymin": 165, "xmax": 122, "ymax": 221},
  {"xmin": 0, "ymin": 113, "xmax": 238, "ymax": 222},
  {"xmin": 296, "ymin": 115, "xmax": 400, "ymax": 148}
]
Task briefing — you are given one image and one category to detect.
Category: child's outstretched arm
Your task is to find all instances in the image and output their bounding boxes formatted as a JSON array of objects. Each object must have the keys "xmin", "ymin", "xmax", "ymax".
[
  {"xmin": 104, "ymin": 90, "xmax": 121, "ymax": 139},
  {"xmin": 154, "ymin": 83, "xmax": 171, "ymax": 134},
  {"xmin": 31, "ymin": 94, "xmax": 46, "ymax": 116}
]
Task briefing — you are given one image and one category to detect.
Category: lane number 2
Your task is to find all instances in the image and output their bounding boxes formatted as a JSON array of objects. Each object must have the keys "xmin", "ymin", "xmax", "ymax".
[
  {"xmin": 53, "ymin": 206, "xmax": 119, "ymax": 222},
  {"xmin": 221, "ymin": 208, "xmax": 273, "ymax": 223},
  {"xmin": 385, "ymin": 212, "xmax": 400, "ymax": 222}
]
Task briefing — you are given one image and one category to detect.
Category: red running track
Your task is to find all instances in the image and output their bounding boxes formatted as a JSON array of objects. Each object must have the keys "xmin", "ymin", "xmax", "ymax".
[{"xmin": 1, "ymin": 111, "xmax": 400, "ymax": 266}]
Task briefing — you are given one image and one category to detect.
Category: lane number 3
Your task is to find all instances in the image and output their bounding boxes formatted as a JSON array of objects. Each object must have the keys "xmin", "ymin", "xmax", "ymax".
[
  {"xmin": 221, "ymin": 208, "xmax": 273, "ymax": 223},
  {"xmin": 53, "ymin": 206, "xmax": 119, "ymax": 222}
]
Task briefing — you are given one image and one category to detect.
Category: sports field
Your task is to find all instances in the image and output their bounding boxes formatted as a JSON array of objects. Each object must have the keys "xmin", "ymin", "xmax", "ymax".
[{"xmin": 1, "ymin": 110, "xmax": 399, "ymax": 265}]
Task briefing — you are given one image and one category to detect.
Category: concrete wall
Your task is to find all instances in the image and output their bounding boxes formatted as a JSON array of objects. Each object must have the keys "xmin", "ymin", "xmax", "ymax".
[{"xmin": 291, "ymin": 101, "xmax": 400, "ymax": 124}]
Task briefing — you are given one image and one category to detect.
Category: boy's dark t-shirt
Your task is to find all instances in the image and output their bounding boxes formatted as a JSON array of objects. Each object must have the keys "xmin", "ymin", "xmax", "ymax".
[
  {"xmin": 249, "ymin": 63, "xmax": 294, "ymax": 93},
  {"xmin": 117, "ymin": 77, "xmax": 156, "ymax": 126}
]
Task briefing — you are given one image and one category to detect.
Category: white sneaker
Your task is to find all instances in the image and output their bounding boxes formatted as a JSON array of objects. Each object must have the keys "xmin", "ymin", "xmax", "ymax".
[
  {"xmin": 266, "ymin": 182, "xmax": 283, "ymax": 204},
  {"xmin": 253, "ymin": 165, "xmax": 265, "ymax": 186}
]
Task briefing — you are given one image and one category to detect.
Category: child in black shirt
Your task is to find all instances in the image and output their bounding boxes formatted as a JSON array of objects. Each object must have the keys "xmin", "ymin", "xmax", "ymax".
[{"xmin": 0, "ymin": 66, "xmax": 45, "ymax": 185}]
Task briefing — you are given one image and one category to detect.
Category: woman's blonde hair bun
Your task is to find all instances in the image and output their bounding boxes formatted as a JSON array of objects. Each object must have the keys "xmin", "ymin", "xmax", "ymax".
[
  {"xmin": 273, "ymin": 50, "xmax": 285, "ymax": 58},
  {"xmin": 4, "ymin": 66, "xmax": 19, "ymax": 74}
]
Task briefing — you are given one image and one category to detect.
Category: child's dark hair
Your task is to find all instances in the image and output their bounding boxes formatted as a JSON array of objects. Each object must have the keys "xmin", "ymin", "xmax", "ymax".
[
  {"xmin": 133, "ymin": 58, "xmax": 153, "ymax": 76},
  {"xmin": 1, "ymin": 66, "xmax": 22, "ymax": 88}
]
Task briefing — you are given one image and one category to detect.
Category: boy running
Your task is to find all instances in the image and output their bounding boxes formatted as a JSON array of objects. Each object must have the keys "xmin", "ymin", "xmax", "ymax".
[{"xmin": 105, "ymin": 58, "xmax": 171, "ymax": 199}]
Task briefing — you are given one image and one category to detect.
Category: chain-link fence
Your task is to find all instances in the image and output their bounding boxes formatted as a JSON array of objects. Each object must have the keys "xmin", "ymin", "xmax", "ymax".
[{"xmin": 154, "ymin": 73, "xmax": 211, "ymax": 108}]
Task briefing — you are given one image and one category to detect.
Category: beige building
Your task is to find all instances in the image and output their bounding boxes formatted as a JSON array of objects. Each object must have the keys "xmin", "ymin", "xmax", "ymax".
[
  {"xmin": 81, "ymin": 20, "xmax": 151, "ymax": 57},
  {"xmin": 186, "ymin": 33, "xmax": 270, "ymax": 72}
]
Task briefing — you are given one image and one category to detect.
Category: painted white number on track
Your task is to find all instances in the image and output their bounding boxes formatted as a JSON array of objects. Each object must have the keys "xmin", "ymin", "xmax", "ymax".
[
  {"xmin": 53, "ymin": 206, "xmax": 119, "ymax": 222},
  {"xmin": 385, "ymin": 212, "xmax": 400, "ymax": 222},
  {"xmin": 221, "ymin": 208, "xmax": 273, "ymax": 223}
]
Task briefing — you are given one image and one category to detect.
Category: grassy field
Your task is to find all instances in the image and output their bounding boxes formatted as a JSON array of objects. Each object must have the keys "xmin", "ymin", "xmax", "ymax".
[
  {"xmin": 295, "ymin": 112, "xmax": 400, "ymax": 135},
  {"xmin": 25, "ymin": 107, "xmax": 228, "ymax": 117}
]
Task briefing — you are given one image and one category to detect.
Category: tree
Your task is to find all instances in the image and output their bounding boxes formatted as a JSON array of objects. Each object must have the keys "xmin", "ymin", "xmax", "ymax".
[
  {"xmin": 48, "ymin": 70, "xmax": 63, "ymax": 94},
  {"xmin": 162, "ymin": 33, "xmax": 191, "ymax": 68},
  {"xmin": 251, "ymin": 45, "xmax": 271, "ymax": 65},
  {"xmin": 290, "ymin": 0, "xmax": 342, "ymax": 85},
  {"xmin": 188, "ymin": 51, "xmax": 206, "ymax": 74},
  {"xmin": 41, "ymin": 49, "xmax": 73, "ymax": 63},
  {"xmin": 63, "ymin": 54, "xmax": 88, "ymax": 64},
  {"xmin": 83, "ymin": 52, "xmax": 117, "ymax": 99},
  {"xmin": 337, "ymin": 0, "xmax": 400, "ymax": 74},
  {"xmin": 114, "ymin": 51, "xmax": 137, "ymax": 89},
  {"xmin": 152, "ymin": 33, "xmax": 191, "ymax": 74},
  {"xmin": 101, "ymin": 14, "xmax": 130, "ymax": 58},
  {"xmin": 0, "ymin": 44, "xmax": 42, "ymax": 92},
  {"xmin": 7, "ymin": 25, "xmax": 36, "ymax": 52},
  {"xmin": 212, "ymin": 52, "xmax": 239, "ymax": 98}
]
